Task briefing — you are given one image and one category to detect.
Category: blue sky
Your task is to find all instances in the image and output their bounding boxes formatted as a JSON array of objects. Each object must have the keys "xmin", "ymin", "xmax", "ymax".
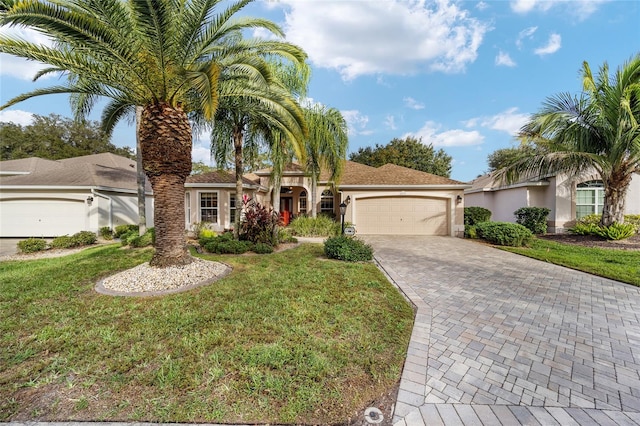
[{"xmin": 0, "ymin": 0, "xmax": 638, "ymax": 182}]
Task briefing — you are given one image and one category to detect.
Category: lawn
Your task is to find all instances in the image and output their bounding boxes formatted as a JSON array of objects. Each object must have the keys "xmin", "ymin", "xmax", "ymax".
[
  {"xmin": 0, "ymin": 243, "xmax": 414, "ymax": 424},
  {"xmin": 499, "ymin": 238, "xmax": 640, "ymax": 286}
]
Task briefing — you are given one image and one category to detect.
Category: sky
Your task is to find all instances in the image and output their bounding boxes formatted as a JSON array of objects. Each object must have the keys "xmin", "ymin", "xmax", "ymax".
[{"xmin": 0, "ymin": 0, "xmax": 638, "ymax": 182}]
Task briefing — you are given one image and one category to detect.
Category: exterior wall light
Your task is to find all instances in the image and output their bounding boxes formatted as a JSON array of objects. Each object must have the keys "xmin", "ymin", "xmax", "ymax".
[
  {"xmin": 339, "ymin": 202, "xmax": 347, "ymax": 234},
  {"xmin": 456, "ymin": 195, "xmax": 463, "ymax": 204},
  {"xmin": 87, "ymin": 196, "xmax": 94, "ymax": 204}
]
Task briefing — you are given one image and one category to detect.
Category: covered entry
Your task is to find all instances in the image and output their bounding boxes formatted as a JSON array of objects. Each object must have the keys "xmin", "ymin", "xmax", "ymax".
[{"xmin": 355, "ymin": 196, "xmax": 449, "ymax": 235}]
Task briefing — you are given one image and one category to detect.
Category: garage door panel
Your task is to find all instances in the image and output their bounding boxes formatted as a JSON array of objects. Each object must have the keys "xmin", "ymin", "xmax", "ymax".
[
  {"xmin": 356, "ymin": 196, "xmax": 448, "ymax": 235},
  {"xmin": 0, "ymin": 200, "xmax": 86, "ymax": 237}
]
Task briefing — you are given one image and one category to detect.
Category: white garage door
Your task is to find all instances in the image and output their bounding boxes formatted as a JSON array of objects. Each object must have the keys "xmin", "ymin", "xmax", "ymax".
[
  {"xmin": 0, "ymin": 199, "xmax": 87, "ymax": 237},
  {"xmin": 355, "ymin": 196, "xmax": 449, "ymax": 235}
]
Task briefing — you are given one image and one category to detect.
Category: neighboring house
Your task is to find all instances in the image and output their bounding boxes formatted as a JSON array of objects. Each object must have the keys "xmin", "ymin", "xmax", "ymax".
[
  {"xmin": 184, "ymin": 171, "xmax": 267, "ymax": 232},
  {"xmin": 465, "ymin": 171, "xmax": 640, "ymax": 233},
  {"xmin": 248, "ymin": 161, "xmax": 470, "ymax": 236},
  {"xmin": 0, "ymin": 153, "xmax": 153, "ymax": 238}
]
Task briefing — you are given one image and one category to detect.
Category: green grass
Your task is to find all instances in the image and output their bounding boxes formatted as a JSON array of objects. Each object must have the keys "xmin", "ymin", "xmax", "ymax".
[
  {"xmin": 500, "ymin": 238, "xmax": 640, "ymax": 286},
  {"xmin": 0, "ymin": 244, "xmax": 413, "ymax": 424}
]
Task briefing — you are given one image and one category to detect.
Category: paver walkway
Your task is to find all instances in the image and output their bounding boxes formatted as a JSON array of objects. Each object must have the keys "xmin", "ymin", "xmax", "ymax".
[{"xmin": 364, "ymin": 236, "xmax": 640, "ymax": 426}]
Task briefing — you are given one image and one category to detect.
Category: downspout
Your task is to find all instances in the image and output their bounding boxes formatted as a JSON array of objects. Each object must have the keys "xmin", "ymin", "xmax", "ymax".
[{"xmin": 91, "ymin": 189, "xmax": 113, "ymax": 230}]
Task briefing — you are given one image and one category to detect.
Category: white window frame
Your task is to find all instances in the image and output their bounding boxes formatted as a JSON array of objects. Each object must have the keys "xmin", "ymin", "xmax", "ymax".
[
  {"xmin": 299, "ymin": 190, "xmax": 307, "ymax": 215},
  {"xmin": 320, "ymin": 189, "xmax": 334, "ymax": 214},
  {"xmin": 198, "ymin": 191, "xmax": 219, "ymax": 224},
  {"xmin": 229, "ymin": 193, "xmax": 236, "ymax": 227},
  {"xmin": 185, "ymin": 192, "xmax": 191, "ymax": 227},
  {"xmin": 576, "ymin": 180, "xmax": 604, "ymax": 219}
]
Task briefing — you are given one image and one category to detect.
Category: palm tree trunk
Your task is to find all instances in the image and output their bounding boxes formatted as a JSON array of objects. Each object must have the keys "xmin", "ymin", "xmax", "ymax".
[
  {"xmin": 139, "ymin": 102, "xmax": 192, "ymax": 267},
  {"xmin": 135, "ymin": 106, "xmax": 147, "ymax": 235},
  {"xmin": 233, "ymin": 125, "xmax": 244, "ymax": 240},
  {"xmin": 601, "ymin": 173, "xmax": 631, "ymax": 226},
  {"xmin": 310, "ymin": 173, "xmax": 318, "ymax": 218}
]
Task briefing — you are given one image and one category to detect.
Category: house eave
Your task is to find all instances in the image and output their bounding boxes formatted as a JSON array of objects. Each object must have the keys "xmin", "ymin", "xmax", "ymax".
[
  {"xmin": 336, "ymin": 184, "xmax": 472, "ymax": 190},
  {"xmin": 465, "ymin": 180, "xmax": 550, "ymax": 194},
  {"xmin": 0, "ymin": 184, "xmax": 152, "ymax": 195}
]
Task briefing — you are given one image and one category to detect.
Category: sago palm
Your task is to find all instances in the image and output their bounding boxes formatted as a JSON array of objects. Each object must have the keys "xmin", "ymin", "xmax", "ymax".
[
  {"xmin": 498, "ymin": 54, "xmax": 640, "ymax": 226},
  {"xmin": 0, "ymin": 0, "xmax": 307, "ymax": 266}
]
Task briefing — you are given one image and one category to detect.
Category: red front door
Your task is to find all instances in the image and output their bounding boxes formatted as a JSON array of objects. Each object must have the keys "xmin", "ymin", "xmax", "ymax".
[{"xmin": 280, "ymin": 197, "xmax": 292, "ymax": 225}]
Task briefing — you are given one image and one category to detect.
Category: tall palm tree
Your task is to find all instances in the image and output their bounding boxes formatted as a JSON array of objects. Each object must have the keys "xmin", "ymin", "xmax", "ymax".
[
  {"xmin": 0, "ymin": 0, "xmax": 307, "ymax": 266},
  {"xmin": 302, "ymin": 104, "xmax": 349, "ymax": 217},
  {"xmin": 498, "ymin": 55, "xmax": 640, "ymax": 227}
]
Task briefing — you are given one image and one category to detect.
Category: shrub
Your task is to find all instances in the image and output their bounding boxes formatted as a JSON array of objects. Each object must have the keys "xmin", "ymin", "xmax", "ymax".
[
  {"xmin": 253, "ymin": 242, "xmax": 274, "ymax": 254},
  {"xmin": 205, "ymin": 239, "xmax": 253, "ymax": 254},
  {"xmin": 199, "ymin": 228, "xmax": 216, "ymax": 239},
  {"xmin": 594, "ymin": 223, "xmax": 638, "ymax": 240},
  {"xmin": 514, "ymin": 207, "xmax": 550, "ymax": 235},
  {"xmin": 625, "ymin": 214, "xmax": 640, "ymax": 230},
  {"xmin": 324, "ymin": 236, "xmax": 373, "ymax": 262},
  {"xmin": 569, "ymin": 222, "xmax": 601, "ymax": 236},
  {"xmin": 464, "ymin": 225, "xmax": 478, "ymax": 239},
  {"xmin": 129, "ymin": 228, "xmax": 155, "ymax": 247},
  {"xmin": 577, "ymin": 214, "xmax": 602, "ymax": 226},
  {"xmin": 277, "ymin": 227, "xmax": 298, "ymax": 244},
  {"xmin": 464, "ymin": 207, "xmax": 492, "ymax": 226},
  {"xmin": 50, "ymin": 235, "xmax": 78, "ymax": 249},
  {"xmin": 74, "ymin": 231, "xmax": 97, "ymax": 246},
  {"xmin": 99, "ymin": 226, "xmax": 114, "ymax": 240},
  {"xmin": 475, "ymin": 222, "xmax": 533, "ymax": 247},
  {"xmin": 289, "ymin": 215, "xmax": 340, "ymax": 237},
  {"xmin": 240, "ymin": 198, "xmax": 280, "ymax": 245},
  {"xmin": 17, "ymin": 238, "xmax": 47, "ymax": 253},
  {"xmin": 114, "ymin": 224, "xmax": 138, "ymax": 238}
]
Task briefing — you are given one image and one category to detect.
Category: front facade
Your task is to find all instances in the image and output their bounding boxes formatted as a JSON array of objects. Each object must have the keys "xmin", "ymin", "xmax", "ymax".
[
  {"xmin": 0, "ymin": 154, "xmax": 153, "ymax": 238},
  {"xmin": 465, "ymin": 170, "xmax": 640, "ymax": 232}
]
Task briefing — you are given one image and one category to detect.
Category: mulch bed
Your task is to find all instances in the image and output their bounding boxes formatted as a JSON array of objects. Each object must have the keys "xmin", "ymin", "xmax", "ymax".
[{"xmin": 538, "ymin": 233, "xmax": 640, "ymax": 250}]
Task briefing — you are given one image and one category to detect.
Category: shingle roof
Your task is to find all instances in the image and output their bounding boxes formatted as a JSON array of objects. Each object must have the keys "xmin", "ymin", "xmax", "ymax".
[
  {"xmin": 186, "ymin": 170, "xmax": 258, "ymax": 186},
  {"xmin": 0, "ymin": 157, "xmax": 63, "ymax": 174},
  {"xmin": 338, "ymin": 163, "xmax": 467, "ymax": 186},
  {"xmin": 0, "ymin": 153, "xmax": 151, "ymax": 192}
]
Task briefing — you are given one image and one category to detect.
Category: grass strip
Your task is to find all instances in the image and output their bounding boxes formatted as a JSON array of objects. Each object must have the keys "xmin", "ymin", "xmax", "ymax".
[{"xmin": 0, "ymin": 243, "xmax": 413, "ymax": 424}]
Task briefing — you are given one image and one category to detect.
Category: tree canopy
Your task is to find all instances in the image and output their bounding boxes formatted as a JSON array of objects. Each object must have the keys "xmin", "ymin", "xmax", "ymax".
[
  {"xmin": 0, "ymin": 114, "xmax": 133, "ymax": 161},
  {"xmin": 349, "ymin": 136, "xmax": 452, "ymax": 177},
  {"xmin": 486, "ymin": 144, "xmax": 542, "ymax": 172}
]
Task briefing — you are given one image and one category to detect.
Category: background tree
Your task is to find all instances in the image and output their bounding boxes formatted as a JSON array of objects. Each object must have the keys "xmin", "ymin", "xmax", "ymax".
[
  {"xmin": 497, "ymin": 55, "xmax": 640, "ymax": 227},
  {"xmin": 486, "ymin": 144, "xmax": 541, "ymax": 172},
  {"xmin": 349, "ymin": 136, "xmax": 452, "ymax": 177},
  {"xmin": 0, "ymin": 114, "xmax": 133, "ymax": 161},
  {"xmin": 0, "ymin": 0, "xmax": 306, "ymax": 267}
]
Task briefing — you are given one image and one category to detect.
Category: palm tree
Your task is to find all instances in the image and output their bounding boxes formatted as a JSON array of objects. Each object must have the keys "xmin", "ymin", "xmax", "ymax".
[
  {"xmin": 498, "ymin": 55, "xmax": 640, "ymax": 227},
  {"xmin": 302, "ymin": 104, "xmax": 349, "ymax": 217},
  {"xmin": 0, "ymin": 0, "xmax": 306, "ymax": 266}
]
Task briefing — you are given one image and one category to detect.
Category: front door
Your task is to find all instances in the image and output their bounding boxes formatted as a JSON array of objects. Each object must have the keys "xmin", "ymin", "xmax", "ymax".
[{"xmin": 280, "ymin": 197, "xmax": 293, "ymax": 225}]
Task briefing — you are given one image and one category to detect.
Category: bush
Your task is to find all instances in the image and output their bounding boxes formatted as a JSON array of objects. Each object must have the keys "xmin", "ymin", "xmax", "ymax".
[
  {"xmin": 289, "ymin": 216, "xmax": 340, "ymax": 237},
  {"xmin": 199, "ymin": 228, "xmax": 216, "ymax": 239},
  {"xmin": 324, "ymin": 236, "xmax": 373, "ymax": 262},
  {"xmin": 114, "ymin": 224, "xmax": 138, "ymax": 238},
  {"xmin": 74, "ymin": 231, "xmax": 97, "ymax": 246},
  {"xmin": 17, "ymin": 238, "xmax": 47, "ymax": 253},
  {"xmin": 624, "ymin": 214, "xmax": 640, "ymax": 230},
  {"xmin": 277, "ymin": 227, "xmax": 298, "ymax": 244},
  {"xmin": 129, "ymin": 228, "xmax": 155, "ymax": 247},
  {"xmin": 569, "ymin": 222, "xmax": 601, "ymax": 236},
  {"xmin": 577, "ymin": 214, "xmax": 602, "ymax": 226},
  {"xmin": 595, "ymin": 223, "xmax": 637, "ymax": 240},
  {"xmin": 99, "ymin": 226, "xmax": 114, "ymax": 240},
  {"xmin": 240, "ymin": 198, "xmax": 280, "ymax": 245},
  {"xmin": 464, "ymin": 207, "xmax": 492, "ymax": 226},
  {"xmin": 464, "ymin": 225, "xmax": 478, "ymax": 239},
  {"xmin": 514, "ymin": 207, "xmax": 550, "ymax": 235},
  {"xmin": 253, "ymin": 242, "xmax": 274, "ymax": 254},
  {"xmin": 205, "ymin": 239, "xmax": 253, "ymax": 254},
  {"xmin": 50, "ymin": 235, "xmax": 78, "ymax": 249},
  {"xmin": 475, "ymin": 222, "xmax": 533, "ymax": 247}
]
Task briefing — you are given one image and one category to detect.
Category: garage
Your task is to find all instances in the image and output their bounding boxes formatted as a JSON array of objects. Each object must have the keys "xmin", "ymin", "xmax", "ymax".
[
  {"xmin": 0, "ymin": 199, "xmax": 87, "ymax": 237},
  {"xmin": 355, "ymin": 196, "xmax": 449, "ymax": 235}
]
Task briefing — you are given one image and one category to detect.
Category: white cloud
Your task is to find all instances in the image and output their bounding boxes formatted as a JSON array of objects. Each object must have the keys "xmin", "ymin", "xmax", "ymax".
[
  {"xmin": 384, "ymin": 115, "xmax": 397, "ymax": 130},
  {"xmin": 495, "ymin": 51, "xmax": 516, "ymax": 67},
  {"xmin": 405, "ymin": 121, "xmax": 485, "ymax": 147},
  {"xmin": 191, "ymin": 130, "xmax": 213, "ymax": 165},
  {"xmin": 0, "ymin": 27, "xmax": 54, "ymax": 80},
  {"xmin": 510, "ymin": 0, "xmax": 606, "ymax": 20},
  {"xmin": 403, "ymin": 97, "xmax": 425, "ymax": 110},
  {"xmin": 534, "ymin": 33, "xmax": 562, "ymax": 56},
  {"xmin": 476, "ymin": 2, "xmax": 489, "ymax": 11},
  {"xmin": 278, "ymin": 0, "xmax": 490, "ymax": 79},
  {"xmin": 516, "ymin": 26, "xmax": 537, "ymax": 49},
  {"xmin": 467, "ymin": 107, "xmax": 530, "ymax": 135},
  {"xmin": 0, "ymin": 109, "xmax": 35, "ymax": 126},
  {"xmin": 341, "ymin": 110, "xmax": 370, "ymax": 136}
]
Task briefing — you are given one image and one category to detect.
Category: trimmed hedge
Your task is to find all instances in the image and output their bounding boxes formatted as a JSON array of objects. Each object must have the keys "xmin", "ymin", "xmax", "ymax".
[
  {"xmin": 17, "ymin": 238, "xmax": 47, "ymax": 253},
  {"xmin": 514, "ymin": 207, "xmax": 550, "ymax": 235},
  {"xmin": 324, "ymin": 236, "xmax": 373, "ymax": 262},
  {"xmin": 464, "ymin": 207, "xmax": 491, "ymax": 226},
  {"xmin": 476, "ymin": 222, "xmax": 533, "ymax": 247}
]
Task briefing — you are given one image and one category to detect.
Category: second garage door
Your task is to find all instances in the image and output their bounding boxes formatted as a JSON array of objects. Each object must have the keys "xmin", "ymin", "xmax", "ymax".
[
  {"xmin": 0, "ymin": 199, "xmax": 87, "ymax": 237},
  {"xmin": 355, "ymin": 196, "xmax": 448, "ymax": 235}
]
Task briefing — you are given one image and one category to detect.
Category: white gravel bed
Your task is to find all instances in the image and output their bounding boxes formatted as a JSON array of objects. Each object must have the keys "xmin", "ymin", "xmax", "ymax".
[{"xmin": 97, "ymin": 257, "xmax": 231, "ymax": 296}]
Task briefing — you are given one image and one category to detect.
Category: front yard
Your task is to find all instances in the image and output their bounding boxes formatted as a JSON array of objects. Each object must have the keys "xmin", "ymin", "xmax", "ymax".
[{"xmin": 0, "ymin": 244, "xmax": 414, "ymax": 424}]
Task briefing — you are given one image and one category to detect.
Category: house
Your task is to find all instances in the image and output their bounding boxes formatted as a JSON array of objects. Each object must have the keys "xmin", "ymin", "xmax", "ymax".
[
  {"xmin": 465, "ymin": 170, "xmax": 640, "ymax": 233},
  {"xmin": 0, "ymin": 153, "xmax": 153, "ymax": 237}
]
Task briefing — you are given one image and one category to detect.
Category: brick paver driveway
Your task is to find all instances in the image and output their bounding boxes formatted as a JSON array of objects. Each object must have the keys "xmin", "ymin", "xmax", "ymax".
[{"xmin": 364, "ymin": 236, "xmax": 640, "ymax": 426}]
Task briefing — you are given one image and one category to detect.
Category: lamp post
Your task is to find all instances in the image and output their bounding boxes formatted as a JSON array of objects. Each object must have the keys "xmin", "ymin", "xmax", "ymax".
[{"xmin": 339, "ymin": 202, "xmax": 347, "ymax": 235}]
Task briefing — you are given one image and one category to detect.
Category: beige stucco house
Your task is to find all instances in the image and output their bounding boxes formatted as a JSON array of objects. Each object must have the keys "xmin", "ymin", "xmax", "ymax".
[
  {"xmin": 0, "ymin": 153, "xmax": 153, "ymax": 237},
  {"xmin": 465, "ymin": 170, "xmax": 640, "ymax": 233}
]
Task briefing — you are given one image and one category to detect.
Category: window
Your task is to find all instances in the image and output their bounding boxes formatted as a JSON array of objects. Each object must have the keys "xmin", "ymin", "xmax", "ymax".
[
  {"xmin": 320, "ymin": 189, "xmax": 334, "ymax": 214},
  {"xmin": 199, "ymin": 192, "xmax": 218, "ymax": 223},
  {"xmin": 299, "ymin": 190, "xmax": 307, "ymax": 214},
  {"xmin": 229, "ymin": 193, "xmax": 236, "ymax": 225},
  {"xmin": 185, "ymin": 192, "xmax": 191, "ymax": 226},
  {"xmin": 576, "ymin": 180, "xmax": 604, "ymax": 219}
]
